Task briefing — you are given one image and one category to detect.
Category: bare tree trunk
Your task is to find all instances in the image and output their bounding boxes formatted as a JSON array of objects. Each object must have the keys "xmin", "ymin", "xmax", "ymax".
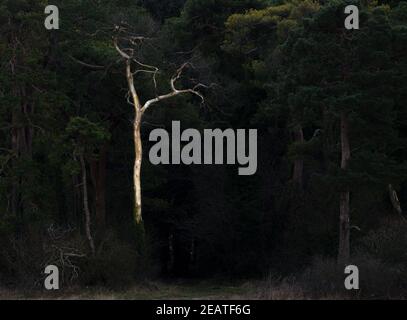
[
  {"xmin": 115, "ymin": 39, "xmax": 205, "ymax": 251},
  {"xmin": 292, "ymin": 125, "xmax": 304, "ymax": 192},
  {"xmin": 133, "ymin": 114, "xmax": 143, "ymax": 226},
  {"xmin": 338, "ymin": 112, "xmax": 350, "ymax": 265},
  {"xmin": 80, "ymin": 154, "xmax": 95, "ymax": 256}
]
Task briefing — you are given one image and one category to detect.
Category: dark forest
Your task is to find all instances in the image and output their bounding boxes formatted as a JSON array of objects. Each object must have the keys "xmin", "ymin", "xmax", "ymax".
[{"xmin": 1, "ymin": 0, "xmax": 407, "ymax": 300}]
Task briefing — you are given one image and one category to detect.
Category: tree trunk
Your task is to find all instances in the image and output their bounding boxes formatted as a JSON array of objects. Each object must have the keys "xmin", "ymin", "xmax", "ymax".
[
  {"xmin": 90, "ymin": 145, "xmax": 108, "ymax": 233},
  {"xmin": 122, "ymin": 57, "xmax": 145, "ymax": 251},
  {"xmin": 132, "ymin": 113, "xmax": 146, "ymax": 253},
  {"xmin": 11, "ymin": 107, "xmax": 20, "ymax": 219},
  {"xmin": 11, "ymin": 86, "xmax": 33, "ymax": 227},
  {"xmin": 338, "ymin": 112, "xmax": 351, "ymax": 265},
  {"xmin": 133, "ymin": 114, "xmax": 143, "ymax": 226},
  {"xmin": 389, "ymin": 184, "xmax": 402, "ymax": 215},
  {"xmin": 55, "ymin": 169, "xmax": 68, "ymax": 226},
  {"xmin": 80, "ymin": 154, "xmax": 95, "ymax": 256},
  {"xmin": 115, "ymin": 49, "xmax": 204, "ymax": 251},
  {"xmin": 292, "ymin": 125, "xmax": 304, "ymax": 191},
  {"xmin": 72, "ymin": 175, "xmax": 82, "ymax": 226}
]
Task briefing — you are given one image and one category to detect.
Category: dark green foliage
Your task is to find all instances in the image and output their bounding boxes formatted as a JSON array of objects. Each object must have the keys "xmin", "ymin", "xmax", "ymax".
[
  {"xmin": 1, "ymin": 0, "xmax": 407, "ymax": 294},
  {"xmin": 79, "ymin": 232, "xmax": 139, "ymax": 288}
]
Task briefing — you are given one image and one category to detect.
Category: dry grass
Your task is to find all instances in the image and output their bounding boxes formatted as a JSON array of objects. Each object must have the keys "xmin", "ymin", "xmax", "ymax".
[{"xmin": 0, "ymin": 279, "xmax": 350, "ymax": 300}]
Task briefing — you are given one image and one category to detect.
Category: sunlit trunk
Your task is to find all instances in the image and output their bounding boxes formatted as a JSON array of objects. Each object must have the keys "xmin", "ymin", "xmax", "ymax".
[
  {"xmin": 133, "ymin": 114, "xmax": 143, "ymax": 226},
  {"xmin": 115, "ymin": 41, "xmax": 204, "ymax": 251}
]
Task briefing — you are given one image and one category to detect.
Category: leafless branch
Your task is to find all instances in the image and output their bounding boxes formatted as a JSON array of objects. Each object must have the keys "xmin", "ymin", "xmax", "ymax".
[
  {"xmin": 68, "ymin": 55, "xmax": 106, "ymax": 70},
  {"xmin": 114, "ymin": 37, "xmax": 206, "ymax": 114},
  {"xmin": 142, "ymin": 63, "xmax": 205, "ymax": 113}
]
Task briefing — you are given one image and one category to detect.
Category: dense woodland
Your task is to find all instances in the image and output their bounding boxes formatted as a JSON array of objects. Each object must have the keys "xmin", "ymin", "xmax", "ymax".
[{"xmin": 1, "ymin": 0, "xmax": 407, "ymax": 299}]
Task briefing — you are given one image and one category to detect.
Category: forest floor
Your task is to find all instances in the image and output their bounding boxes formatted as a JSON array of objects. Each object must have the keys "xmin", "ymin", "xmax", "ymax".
[
  {"xmin": 0, "ymin": 280, "xmax": 349, "ymax": 300},
  {"xmin": 0, "ymin": 281, "xmax": 255, "ymax": 300}
]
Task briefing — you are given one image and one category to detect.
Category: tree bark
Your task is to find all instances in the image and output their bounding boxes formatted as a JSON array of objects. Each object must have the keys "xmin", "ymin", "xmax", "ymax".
[
  {"xmin": 80, "ymin": 154, "xmax": 95, "ymax": 256},
  {"xmin": 8, "ymin": 32, "xmax": 31, "ymax": 224},
  {"xmin": 338, "ymin": 112, "xmax": 351, "ymax": 265},
  {"xmin": 11, "ymin": 107, "xmax": 20, "ymax": 219},
  {"xmin": 133, "ymin": 113, "xmax": 143, "ymax": 226},
  {"xmin": 11, "ymin": 86, "xmax": 33, "ymax": 226},
  {"xmin": 90, "ymin": 145, "xmax": 108, "ymax": 233}
]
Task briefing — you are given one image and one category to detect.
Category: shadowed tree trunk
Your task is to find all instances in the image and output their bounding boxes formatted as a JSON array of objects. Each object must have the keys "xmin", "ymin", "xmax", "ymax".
[
  {"xmin": 389, "ymin": 184, "xmax": 402, "ymax": 215},
  {"xmin": 11, "ymin": 86, "xmax": 33, "ymax": 228},
  {"xmin": 292, "ymin": 125, "xmax": 304, "ymax": 192},
  {"xmin": 80, "ymin": 154, "xmax": 96, "ymax": 256},
  {"xmin": 90, "ymin": 145, "xmax": 108, "ymax": 233},
  {"xmin": 338, "ymin": 112, "xmax": 350, "ymax": 265}
]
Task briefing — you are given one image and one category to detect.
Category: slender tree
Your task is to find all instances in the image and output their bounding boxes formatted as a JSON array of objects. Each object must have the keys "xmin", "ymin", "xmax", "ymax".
[{"xmin": 114, "ymin": 37, "xmax": 205, "ymax": 239}]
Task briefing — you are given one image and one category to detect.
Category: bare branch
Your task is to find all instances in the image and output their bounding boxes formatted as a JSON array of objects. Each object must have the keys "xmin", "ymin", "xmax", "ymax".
[
  {"xmin": 115, "ymin": 37, "xmax": 158, "ymax": 109},
  {"xmin": 142, "ymin": 63, "xmax": 205, "ymax": 113},
  {"xmin": 126, "ymin": 60, "xmax": 141, "ymax": 108},
  {"xmin": 114, "ymin": 38, "xmax": 131, "ymax": 60},
  {"xmin": 68, "ymin": 55, "xmax": 106, "ymax": 70},
  {"xmin": 115, "ymin": 38, "xmax": 206, "ymax": 114}
]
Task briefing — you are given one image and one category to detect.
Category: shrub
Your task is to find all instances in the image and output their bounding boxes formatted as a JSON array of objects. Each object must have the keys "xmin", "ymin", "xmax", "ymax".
[
  {"xmin": 356, "ymin": 218, "xmax": 407, "ymax": 265},
  {"xmin": 298, "ymin": 256, "xmax": 345, "ymax": 298},
  {"xmin": 0, "ymin": 224, "xmax": 85, "ymax": 289},
  {"xmin": 79, "ymin": 233, "xmax": 138, "ymax": 289},
  {"xmin": 297, "ymin": 253, "xmax": 406, "ymax": 299},
  {"xmin": 351, "ymin": 254, "xmax": 405, "ymax": 299},
  {"xmin": 255, "ymin": 275, "xmax": 306, "ymax": 300}
]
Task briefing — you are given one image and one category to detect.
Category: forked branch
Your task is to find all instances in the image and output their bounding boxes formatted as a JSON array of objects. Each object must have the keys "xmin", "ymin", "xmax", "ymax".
[{"xmin": 114, "ymin": 37, "xmax": 205, "ymax": 114}]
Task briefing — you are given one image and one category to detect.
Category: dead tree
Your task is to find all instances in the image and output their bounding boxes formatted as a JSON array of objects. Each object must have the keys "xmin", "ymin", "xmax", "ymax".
[{"xmin": 114, "ymin": 36, "xmax": 205, "ymax": 233}]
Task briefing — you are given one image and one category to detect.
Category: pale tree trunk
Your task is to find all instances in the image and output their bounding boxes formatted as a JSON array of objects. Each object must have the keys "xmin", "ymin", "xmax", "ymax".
[
  {"xmin": 292, "ymin": 125, "xmax": 304, "ymax": 192},
  {"xmin": 133, "ymin": 113, "xmax": 143, "ymax": 226},
  {"xmin": 338, "ymin": 112, "xmax": 350, "ymax": 265},
  {"xmin": 80, "ymin": 154, "xmax": 95, "ymax": 256},
  {"xmin": 124, "ymin": 58, "xmax": 144, "ymax": 230},
  {"xmin": 115, "ymin": 39, "xmax": 205, "ymax": 251}
]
